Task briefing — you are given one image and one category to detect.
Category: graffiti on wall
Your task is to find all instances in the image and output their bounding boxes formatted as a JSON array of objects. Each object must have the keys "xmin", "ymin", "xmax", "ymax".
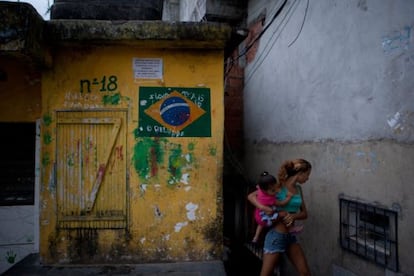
[
  {"xmin": 382, "ymin": 25, "xmax": 411, "ymax": 54},
  {"xmin": 137, "ymin": 87, "xmax": 211, "ymax": 137},
  {"xmin": 5, "ymin": 250, "xmax": 16, "ymax": 264},
  {"xmin": 63, "ymin": 75, "xmax": 128, "ymax": 108},
  {"xmin": 335, "ymin": 149, "xmax": 379, "ymax": 173},
  {"xmin": 64, "ymin": 92, "xmax": 102, "ymax": 109},
  {"xmin": 80, "ymin": 75, "xmax": 118, "ymax": 93}
]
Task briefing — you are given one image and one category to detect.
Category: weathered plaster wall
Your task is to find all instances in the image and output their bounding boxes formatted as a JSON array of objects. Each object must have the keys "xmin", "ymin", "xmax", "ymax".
[
  {"xmin": 40, "ymin": 45, "xmax": 225, "ymax": 264},
  {"xmin": 244, "ymin": 0, "xmax": 414, "ymax": 275}
]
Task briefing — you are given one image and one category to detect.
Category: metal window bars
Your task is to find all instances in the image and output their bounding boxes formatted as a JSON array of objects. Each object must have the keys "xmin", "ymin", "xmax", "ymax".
[{"xmin": 340, "ymin": 197, "xmax": 399, "ymax": 272}]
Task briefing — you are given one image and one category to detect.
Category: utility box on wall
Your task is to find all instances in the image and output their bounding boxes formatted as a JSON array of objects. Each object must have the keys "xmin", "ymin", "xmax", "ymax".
[{"xmin": 39, "ymin": 20, "xmax": 231, "ymax": 264}]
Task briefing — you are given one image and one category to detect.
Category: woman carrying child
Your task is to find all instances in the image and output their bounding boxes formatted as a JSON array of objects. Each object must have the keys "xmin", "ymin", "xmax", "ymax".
[
  {"xmin": 247, "ymin": 159, "xmax": 312, "ymax": 276},
  {"xmin": 251, "ymin": 171, "xmax": 294, "ymax": 243}
]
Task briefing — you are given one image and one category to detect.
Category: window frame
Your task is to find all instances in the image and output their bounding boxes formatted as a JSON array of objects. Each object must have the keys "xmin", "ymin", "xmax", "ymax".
[{"xmin": 339, "ymin": 196, "xmax": 399, "ymax": 272}]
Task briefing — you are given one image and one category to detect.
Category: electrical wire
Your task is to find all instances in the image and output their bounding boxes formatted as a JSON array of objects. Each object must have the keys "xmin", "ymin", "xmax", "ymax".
[
  {"xmin": 224, "ymin": 0, "xmax": 288, "ymax": 76},
  {"xmin": 288, "ymin": 0, "xmax": 310, "ymax": 47},
  {"xmin": 245, "ymin": 0, "xmax": 301, "ymax": 84},
  {"xmin": 238, "ymin": 0, "xmax": 288, "ymax": 61}
]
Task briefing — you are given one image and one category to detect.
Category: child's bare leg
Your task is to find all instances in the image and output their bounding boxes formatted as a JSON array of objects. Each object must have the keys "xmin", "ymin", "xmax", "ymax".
[{"xmin": 253, "ymin": 225, "xmax": 263, "ymax": 242}]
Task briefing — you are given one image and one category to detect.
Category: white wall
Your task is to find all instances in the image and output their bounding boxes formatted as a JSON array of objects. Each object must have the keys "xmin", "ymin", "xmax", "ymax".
[
  {"xmin": 244, "ymin": 0, "xmax": 414, "ymax": 275},
  {"xmin": 163, "ymin": 0, "xmax": 206, "ymax": 21},
  {"xmin": 0, "ymin": 206, "xmax": 37, "ymax": 274},
  {"xmin": 245, "ymin": 0, "xmax": 414, "ymax": 144}
]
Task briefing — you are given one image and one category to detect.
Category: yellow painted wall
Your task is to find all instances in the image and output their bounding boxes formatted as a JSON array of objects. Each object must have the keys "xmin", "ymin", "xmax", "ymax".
[
  {"xmin": 40, "ymin": 46, "xmax": 224, "ymax": 264},
  {"xmin": 0, "ymin": 57, "xmax": 41, "ymax": 122}
]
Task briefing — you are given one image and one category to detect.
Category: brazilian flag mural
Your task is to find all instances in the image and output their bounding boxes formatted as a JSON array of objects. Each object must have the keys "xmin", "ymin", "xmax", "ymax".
[{"xmin": 138, "ymin": 87, "xmax": 211, "ymax": 137}]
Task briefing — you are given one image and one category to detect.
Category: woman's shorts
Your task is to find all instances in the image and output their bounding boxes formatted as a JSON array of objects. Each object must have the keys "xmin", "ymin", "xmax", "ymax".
[{"xmin": 263, "ymin": 228, "xmax": 298, "ymax": 254}]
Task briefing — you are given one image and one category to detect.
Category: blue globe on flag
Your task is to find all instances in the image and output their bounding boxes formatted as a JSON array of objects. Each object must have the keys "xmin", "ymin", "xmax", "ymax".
[{"xmin": 160, "ymin": 96, "xmax": 190, "ymax": 126}]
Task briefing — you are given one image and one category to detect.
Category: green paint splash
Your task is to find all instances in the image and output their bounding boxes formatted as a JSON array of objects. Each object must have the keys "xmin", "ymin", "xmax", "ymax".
[
  {"xmin": 6, "ymin": 250, "xmax": 16, "ymax": 264},
  {"xmin": 43, "ymin": 131, "xmax": 52, "ymax": 145},
  {"xmin": 43, "ymin": 113, "xmax": 52, "ymax": 126},
  {"xmin": 42, "ymin": 152, "xmax": 50, "ymax": 167},
  {"xmin": 168, "ymin": 145, "xmax": 185, "ymax": 185},
  {"xmin": 188, "ymin": 142, "xmax": 196, "ymax": 151},
  {"xmin": 208, "ymin": 144, "xmax": 217, "ymax": 156},
  {"xmin": 133, "ymin": 139, "xmax": 151, "ymax": 179},
  {"xmin": 102, "ymin": 93, "xmax": 121, "ymax": 105},
  {"xmin": 67, "ymin": 153, "xmax": 75, "ymax": 167},
  {"xmin": 187, "ymin": 142, "xmax": 196, "ymax": 168},
  {"xmin": 132, "ymin": 138, "xmax": 166, "ymax": 180},
  {"xmin": 132, "ymin": 136, "xmax": 198, "ymax": 185}
]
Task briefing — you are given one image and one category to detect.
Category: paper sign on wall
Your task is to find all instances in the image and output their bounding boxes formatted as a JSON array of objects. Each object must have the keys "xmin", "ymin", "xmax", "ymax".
[{"xmin": 133, "ymin": 58, "xmax": 163, "ymax": 79}]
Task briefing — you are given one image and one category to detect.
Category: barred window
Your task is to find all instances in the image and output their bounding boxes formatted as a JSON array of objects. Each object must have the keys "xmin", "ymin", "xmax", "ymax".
[{"xmin": 340, "ymin": 197, "xmax": 398, "ymax": 272}]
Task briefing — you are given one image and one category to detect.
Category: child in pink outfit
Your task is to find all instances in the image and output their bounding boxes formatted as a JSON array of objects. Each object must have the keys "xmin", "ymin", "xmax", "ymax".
[{"xmin": 252, "ymin": 171, "xmax": 303, "ymax": 243}]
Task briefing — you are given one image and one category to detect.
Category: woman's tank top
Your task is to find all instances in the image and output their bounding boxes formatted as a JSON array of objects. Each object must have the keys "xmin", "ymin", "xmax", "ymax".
[{"xmin": 276, "ymin": 185, "xmax": 302, "ymax": 213}]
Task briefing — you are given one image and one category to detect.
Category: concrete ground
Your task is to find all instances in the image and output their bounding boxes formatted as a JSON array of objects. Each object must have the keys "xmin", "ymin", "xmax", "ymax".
[{"xmin": 2, "ymin": 254, "xmax": 228, "ymax": 276}]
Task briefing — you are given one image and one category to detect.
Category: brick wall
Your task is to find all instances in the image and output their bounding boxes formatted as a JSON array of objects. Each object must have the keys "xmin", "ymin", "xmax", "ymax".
[
  {"xmin": 224, "ymin": 49, "xmax": 244, "ymax": 161},
  {"xmin": 224, "ymin": 17, "xmax": 264, "ymax": 163}
]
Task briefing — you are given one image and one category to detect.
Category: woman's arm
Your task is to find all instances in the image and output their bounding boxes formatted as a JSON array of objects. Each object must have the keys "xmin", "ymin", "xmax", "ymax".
[
  {"xmin": 247, "ymin": 190, "xmax": 274, "ymax": 214},
  {"xmin": 284, "ymin": 192, "xmax": 308, "ymax": 226}
]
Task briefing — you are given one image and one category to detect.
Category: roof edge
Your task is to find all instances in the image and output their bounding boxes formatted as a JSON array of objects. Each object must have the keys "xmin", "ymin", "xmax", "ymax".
[{"xmin": 46, "ymin": 20, "xmax": 232, "ymax": 48}]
